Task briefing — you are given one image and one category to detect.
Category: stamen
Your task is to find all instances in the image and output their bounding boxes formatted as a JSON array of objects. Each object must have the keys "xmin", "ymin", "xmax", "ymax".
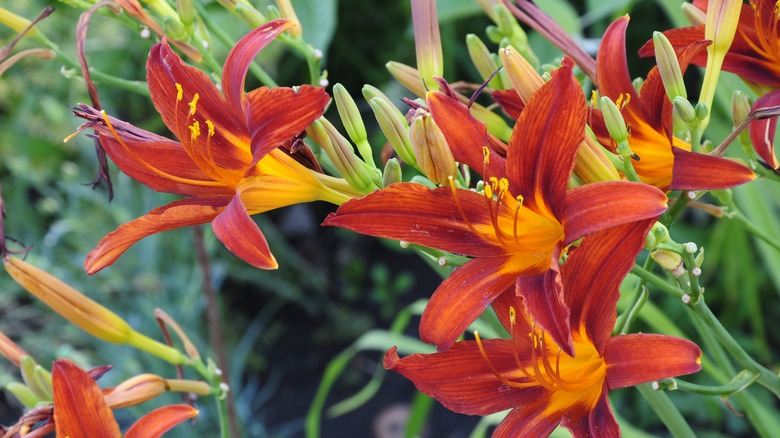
[
  {"xmin": 474, "ymin": 331, "xmax": 528, "ymax": 389},
  {"xmin": 448, "ymin": 176, "xmax": 481, "ymax": 237},
  {"xmin": 175, "ymin": 83, "xmax": 183, "ymax": 101},
  {"xmin": 513, "ymin": 195, "xmax": 524, "ymax": 242},
  {"xmin": 63, "ymin": 124, "xmax": 91, "ymax": 143},
  {"xmin": 188, "ymin": 93, "xmax": 200, "ymax": 116}
]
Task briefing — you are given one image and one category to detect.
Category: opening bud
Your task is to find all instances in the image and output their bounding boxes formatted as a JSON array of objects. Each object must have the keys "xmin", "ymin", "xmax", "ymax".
[
  {"xmin": 411, "ymin": 0, "xmax": 443, "ymax": 91},
  {"xmin": 386, "ymin": 61, "xmax": 427, "ymax": 99},
  {"xmin": 499, "ymin": 45, "xmax": 543, "ymax": 104},
  {"xmin": 699, "ymin": 0, "xmax": 742, "ymax": 126},
  {"xmin": 409, "ymin": 108, "xmax": 457, "ymax": 185}
]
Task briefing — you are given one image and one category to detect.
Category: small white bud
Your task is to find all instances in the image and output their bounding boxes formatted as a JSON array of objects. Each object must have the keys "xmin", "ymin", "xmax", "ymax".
[
  {"xmin": 313, "ymin": 49, "xmax": 323, "ymax": 59},
  {"xmin": 140, "ymin": 27, "xmax": 151, "ymax": 39},
  {"xmin": 319, "ymin": 78, "xmax": 329, "ymax": 87},
  {"xmin": 652, "ymin": 381, "xmax": 660, "ymax": 390},
  {"xmin": 682, "ymin": 294, "xmax": 692, "ymax": 304},
  {"xmin": 686, "ymin": 191, "xmax": 696, "ymax": 200},
  {"xmin": 214, "ymin": 367, "xmax": 223, "ymax": 376},
  {"xmin": 437, "ymin": 257, "xmax": 447, "ymax": 267},
  {"xmin": 684, "ymin": 242, "xmax": 698, "ymax": 253},
  {"xmin": 399, "ymin": 241, "xmax": 409, "ymax": 248},
  {"xmin": 219, "ymin": 382, "xmax": 230, "ymax": 392},
  {"xmin": 691, "ymin": 267, "xmax": 702, "ymax": 277}
]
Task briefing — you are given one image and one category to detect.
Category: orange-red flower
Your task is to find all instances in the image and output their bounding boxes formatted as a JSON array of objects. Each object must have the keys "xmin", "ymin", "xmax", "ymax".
[
  {"xmin": 639, "ymin": 0, "xmax": 780, "ymax": 168},
  {"xmin": 324, "ymin": 61, "xmax": 667, "ymax": 353},
  {"xmin": 594, "ymin": 16, "xmax": 754, "ymax": 190},
  {"xmin": 73, "ymin": 20, "xmax": 356, "ymax": 274},
  {"xmin": 52, "ymin": 359, "xmax": 197, "ymax": 438},
  {"xmin": 385, "ymin": 219, "xmax": 702, "ymax": 437}
]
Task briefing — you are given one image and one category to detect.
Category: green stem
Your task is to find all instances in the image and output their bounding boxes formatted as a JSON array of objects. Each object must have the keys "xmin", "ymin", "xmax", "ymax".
[
  {"xmin": 45, "ymin": 44, "xmax": 150, "ymax": 96},
  {"xmin": 636, "ymin": 384, "xmax": 696, "ymax": 438},
  {"xmin": 658, "ymin": 371, "xmax": 759, "ymax": 396},
  {"xmin": 660, "ymin": 192, "xmax": 692, "ymax": 227},
  {"xmin": 630, "ymin": 265, "xmax": 686, "ymax": 301},
  {"xmin": 724, "ymin": 206, "xmax": 780, "ymax": 253},
  {"xmin": 615, "ymin": 257, "xmax": 653, "ymax": 334},
  {"xmin": 215, "ymin": 396, "xmax": 230, "ymax": 438}
]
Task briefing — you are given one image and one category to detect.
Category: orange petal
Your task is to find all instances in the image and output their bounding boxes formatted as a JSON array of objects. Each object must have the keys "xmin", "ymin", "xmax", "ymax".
[
  {"xmin": 85, "ymin": 198, "xmax": 226, "ymax": 274},
  {"xmin": 597, "ymin": 18, "xmax": 643, "ymax": 117},
  {"xmin": 560, "ymin": 389, "xmax": 619, "ymax": 437},
  {"xmin": 491, "ymin": 89, "xmax": 525, "ymax": 120},
  {"xmin": 211, "ymin": 194, "xmax": 277, "ymax": 269},
  {"xmin": 562, "ymin": 181, "xmax": 667, "ymax": 246},
  {"xmin": 604, "ymin": 333, "xmax": 702, "ymax": 389},
  {"xmin": 516, "ymin": 263, "xmax": 574, "ymax": 356},
  {"xmin": 419, "ymin": 257, "xmax": 517, "ymax": 351},
  {"xmin": 493, "ymin": 398, "xmax": 563, "ymax": 438},
  {"xmin": 749, "ymin": 90, "xmax": 780, "ymax": 169},
  {"xmin": 670, "ymin": 147, "xmax": 756, "ymax": 189},
  {"xmin": 505, "ymin": 58, "xmax": 585, "ymax": 219},
  {"xmin": 244, "ymin": 85, "xmax": 329, "ymax": 165},
  {"xmin": 124, "ymin": 405, "xmax": 198, "ymax": 438},
  {"xmin": 222, "ymin": 19, "xmax": 296, "ymax": 113},
  {"xmin": 52, "ymin": 359, "xmax": 121, "ymax": 438}
]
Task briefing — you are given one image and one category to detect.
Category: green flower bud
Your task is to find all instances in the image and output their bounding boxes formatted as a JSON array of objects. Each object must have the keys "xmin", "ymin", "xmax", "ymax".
[
  {"xmin": 21, "ymin": 356, "xmax": 50, "ymax": 402},
  {"xmin": 651, "ymin": 249, "xmax": 684, "ymax": 274},
  {"xmin": 409, "ymin": 108, "xmax": 457, "ymax": 185},
  {"xmin": 334, "ymin": 83, "xmax": 375, "ymax": 167},
  {"xmin": 600, "ymin": 96, "xmax": 629, "ymax": 144},
  {"xmin": 695, "ymin": 102, "xmax": 709, "ymax": 121},
  {"xmin": 653, "ymin": 31, "xmax": 687, "ymax": 100},
  {"xmin": 6, "ymin": 381, "xmax": 39, "ymax": 408},
  {"xmin": 234, "ymin": 2, "xmax": 266, "ymax": 27},
  {"xmin": 673, "ymin": 96, "xmax": 697, "ymax": 124},
  {"xmin": 466, "ymin": 34, "xmax": 503, "ymax": 89},
  {"xmin": 364, "ymin": 88, "xmax": 418, "ymax": 167},
  {"xmin": 176, "ymin": 0, "xmax": 195, "ymax": 33},
  {"xmin": 382, "ymin": 158, "xmax": 402, "ymax": 187},
  {"xmin": 306, "ymin": 118, "xmax": 378, "ymax": 194},
  {"xmin": 386, "ymin": 61, "xmax": 427, "ymax": 99}
]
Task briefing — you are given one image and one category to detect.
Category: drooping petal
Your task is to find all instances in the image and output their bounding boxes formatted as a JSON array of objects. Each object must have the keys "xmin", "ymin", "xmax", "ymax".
[
  {"xmin": 604, "ymin": 333, "xmax": 702, "ymax": 389},
  {"xmin": 427, "ymin": 91, "xmax": 507, "ymax": 179},
  {"xmin": 52, "ymin": 359, "xmax": 121, "ymax": 438},
  {"xmin": 562, "ymin": 181, "xmax": 667, "ymax": 246},
  {"xmin": 244, "ymin": 85, "xmax": 329, "ymax": 165},
  {"xmin": 505, "ymin": 58, "xmax": 585, "ymax": 219},
  {"xmin": 493, "ymin": 399, "xmax": 563, "ymax": 438},
  {"xmin": 147, "ymin": 40, "xmax": 251, "ymax": 172},
  {"xmin": 561, "ymin": 388, "xmax": 620, "ymax": 438},
  {"xmin": 670, "ymin": 147, "xmax": 756, "ymax": 189},
  {"xmin": 419, "ymin": 257, "xmax": 518, "ymax": 351},
  {"xmin": 124, "ymin": 405, "xmax": 198, "ymax": 438},
  {"xmin": 211, "ymin": 194, "xmax": 277, "ymax": 270},
  {"xmin": 322, "ymin": 183, "xmax": 503, "ymax": 257},
  {"xmin": 565, "ymin": 219, "xmax": 656, "ymax": 352},
  {"xmin": 515, "ymin": 262, "xmax": 574, "ymax": 356},
  {"xmin": 597, "ymin": 17, "xmax": 642, "ymax": 117},
  {"xmin": 749, "ymin": 89, "xmax": 780, "ymax": 168},
  {"xmin": 222, "ymin": 19, "xmax": 296, "ymax": 114},
  {"xmin": 85, "ymin": 198, "xmax": 226, "ymax": 275},
  {"xmin": 384, "ymin": 343, "xmax": 547, "ymax": 415}
]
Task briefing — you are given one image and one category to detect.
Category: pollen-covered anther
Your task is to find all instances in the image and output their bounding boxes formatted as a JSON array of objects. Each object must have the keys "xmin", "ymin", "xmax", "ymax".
[
  {"xmin": 205, "ymin": 120, "xmax": 215, "ymax": 137},
  {"xmin": 175, "ymin": 83, "xmax": 183, "ymax": 101},
  {"xmin": 188, "ymin": 93, "xmax": 200, "ymax": 116},
  {"xmin": 189, "ymin": 120, "xmax": 201, "ymax": 142}
]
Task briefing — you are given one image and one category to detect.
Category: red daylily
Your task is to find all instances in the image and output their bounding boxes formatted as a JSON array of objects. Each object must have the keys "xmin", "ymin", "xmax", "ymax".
[
  {"xmin": 385, "ymin": 219, "xmax": 702, "ymax": 437},
  {"xmin": 52, "ymin": 359, "xmax": 197, "ymax": 438},
  {"xmin": 639, "ymin": 0, "xmax": 780, "ymax": 168},
  {"xmin": 594, "ymin": 17, "xmax": 754, "ymax": 190},
  {"xmin": 73, "ymin": 20, "xmax": 357, "ymax": 274},
  {"xmin": 324, "ymin": 60, "xmax": 668, "ymax": 353}
]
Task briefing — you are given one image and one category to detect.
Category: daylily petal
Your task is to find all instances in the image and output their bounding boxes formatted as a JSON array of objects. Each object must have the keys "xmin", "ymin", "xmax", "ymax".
[
  {"xmin": 605, "ymin": 333, "xmax": 702, "ymax": 389},
  {"xmin": 52, "ymin": 359, "xmax": 121, "ymax": 438},
  {"xmin": 85, "ymin": 198, "xmax": 226, "ymax": 275},
  {"xmin": 564, "ymin": 219, "xmax": 657, "ymax": 352},
  {"xmin": 505, "ymin": 58, "xmax": 585, "ymax": 219},
  {"xmin": 670, "ymin": 147, "xmax": 756, "ymax": 189},
  {"xmin": 147, "ymin": 40, "xmax": 250, "ymax": 172},
  {"xmin": 749, "ymin": 89, "xmax": 780, "ymax": 168},
  {"xmin": 244, "ymin": 85, "xmax": 329, "ymax": 165},
  {"xmin": 561, "ymin": 388, "xmax": 619, "ymax": 438},
  {"xmin": 515, "ymin": 263, "xmax": 574, "ymax": 356},
  {"xmin": 597, "ymin": 17, "xmax": 642, "ymax": 116},
  {"xmin": 384, "ymin": 343, "xmax": 547, "ymax": 415},
  {"xmin": 124, "ymin": 405, "xmax": 198, "ymax": 438},
  {"xmin": 427, "ymin": 91, "xmax": 507, "ymax": 179},
  {"xmin": 491, "ymin": 89, "xmax": 525, "ymax": 120},
  {"xmin": 562, "ymin": 181, "xmax": 667, "ymax": 246},
  {"xmin": 212, "ymin": 194, "xmax": 277, "ymax": 270},
  {"xmin": 493, "ymin": 399, "xmax": 563, "ymax": 438},
  {"xmin": 323, "ymin": 183, "xmax": 502, "ymax": 257},
  {"xmin": 222, "ymin": 19, "xmax": 296, "ymax": 114},
  {"xmin": 419, "ymin": 257, "xmax": 518, "ymax": 350}
]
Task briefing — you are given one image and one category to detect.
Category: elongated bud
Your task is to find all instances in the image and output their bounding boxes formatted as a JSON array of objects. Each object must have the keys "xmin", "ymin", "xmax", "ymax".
[
  {"xmin": 334, "ymin": 83, "xmax": 375, "ymax": 167},
  {"xmin": 0, "ymin": 330, "xmax": 29, "ymax": 367},
  {"xmin": 682, "ymin": 2, "xmax": 707, "ymax": 25},
  {"xmin": 363, "ymin": 86, "xmax": 419, "ymax": 167},
  {"xmin": 466, "ymin": 34, "xmax": 503, "ymax": 89},
  {"xmin": 0, "ymin": 7, "xmax": 40, "ymax": 36},
  {"xmin": 386, "ymin": 61, "xmax": 427, "ymax": 98},
  {"xmin": 6, "ymin": 381, "xmax": 39, "ymax": 408},
  {"xmin": 144, "ymin": 0, "xmax": 187, "ymax": 39},
  {"xmin": 699, "ymin": 0, "xmax": 742, "ymax": 127},
  {"xmin": 653, "ymin": 31, "xmax": 687, "ymax": 101},
  {"xmin": 307, "ymin": 118, "xmax": 378, "ymax": 193},
  {"xmin": 21, "ymin": 356, "xmax": 51, "ymax": 401},
  {"xmin": 732, "ymin": 90, "xmax": 753, "ymax": 146},
  {"xmin": 600, "ymin": 96, "xmax": 629, "ymax": 144},
  {"xmin": 576, "ymin": 132, "xmax": 621, "ymax": 183},
  {"xmin": 382, "ymin": 158, "xmax": 402, "ymax": 187},
  {"xmin": 176, "ymin": 0, "xmax": 195, "ymax": 34},
  {"xmin": 673, "ymin": 96, "xmax": 697, "ymax": 124},
  {"xmin": 234, "ymin": 1, "xmax": 267, "ymax": 27},
  {"xmin": 411, "ymin": 0, "xmax": 443, "ymax": 91},
  {"xmin": 4, "ymin": 257, "xmax": 186, "ymax": 365},
  {"xmin": 275, "ymin": 0, "xmax": 302, "ymax": 37},
  {"xmin": 499, "ymin": 45, "xmax": 543, "ymax": 104},
  {"xmin": 475, "ymin": 0, "xmax": 500, "ymax": 21},
  {"xmin": 410, "ymin": 108, "xmax": 457, "ymax": 185}
]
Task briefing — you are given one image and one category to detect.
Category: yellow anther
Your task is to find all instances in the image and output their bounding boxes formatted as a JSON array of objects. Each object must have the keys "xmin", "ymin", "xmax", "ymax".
[
  {"xmin": 615, "ymin": 94, "xmax": 624, "ymax": 109},
  {"xmin": 482, "ymin": 146, "xmax": 490, "ymax": 164},
  {"xmin": 189, "ymin": 120, "xmax": 200, "ymax": 140},
  {"xmin": 175, "ymin": 83, "xmax": 183, "ymax": 101},
  {"xmin": 590, "ymin": 90, "xmax": 598, "ymax": 107},
  {"xmin": 509, "ymin": 306, "xmax": 516, "ymax": 324},
  {"xmin": 516, "ymin": 194, "xmax": 524, "ymax": 207},
  {"xmin": 488, "ymin": 176, "xmax": 499, "ymax": 191},
  {"xmin": 205, "ymin": 120, "xmax": 215, "ymax": 137},
  {"xmin": 484, "ymin": 184, "xmax": 493, "ymax": 199},
  {"xmin": 498, "ymin": 178, "xmax": 509, "ymax": 193},
  {"xmin": 188, "ymin": 93, "xmax": 200, "ymax": 116},
  {"xmin": 617, "ymin": 92, "xmax": 631, "ymax": 109}
]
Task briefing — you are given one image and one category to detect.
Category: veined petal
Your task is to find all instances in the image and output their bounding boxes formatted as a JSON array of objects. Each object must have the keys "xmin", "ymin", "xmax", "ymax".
[
  {"xmin": 598, "ymin": 17, "xmax": 643, "ymax": 118},
  {"xmin": 493, "ymin": 399, "xmax": 563, "ymax": 438},
  {"xmin": 670, "ymin": 147, "xmax": 756, "ymax": 189},
  {"xmin": 212, "ymin": 193, "xmax": 277, "ymax": 270},
  {"xmin": 52, "ymin": 359, "xmax": 121, "ymax": 438},
  {"xmin": 505, "ymin": 59, "xmax": 585, "ymax": 219},
  {"xmin": 515, "ymin": 263, "xmax": 574, "ymax": 356},
  {"xmin": 147, "ymin": 40, "xmax": 251, "ymax": 172},
  {"xmin": 222, "ymin": 20, "xmax": 296, "ymax": 114},
  {"xmin": 244, "ymin": 85, "xmax": 329, "ymax": 165},
  {"xmin": 419, "ymin": 257, "xmax": 519, "ymax": 350},
  {"xmin": 124, "ymin": 405, "xmax": 198, "ymax": 438},
  {"xmin": 85, "ymin": 198, "xmax": 226, "ymax": 275},
  {"xmin": 562, "ymin": 181, "xmax": 666, "ymax": 246},
  {"xmin": 427, "ymin": 91, "xmax": 507, "ymax": 179},
  {"xmin": 604, "ymin": 334, "xmax": 702, "ymax": 389},
  {"xmin": 491, "ymin": 89, "xmax": 525, "ymax": 120},
  {"xmin": 750, "ymin": 89, "xmax": 780, "ymax": 168},
  {"xmin": 384, "ymin": 343, "xmax": 548, "ymax": 415},
  {"xmin": 322, "ymin": 183, "xmax": 503, "ymax": 257},
  {"xmin": 561, "ymin": 388, "xmax": 619, "ymax": 438},
  {"xmin": 564, "ymin": 219, "xmax": 657, "ymax": 352}
]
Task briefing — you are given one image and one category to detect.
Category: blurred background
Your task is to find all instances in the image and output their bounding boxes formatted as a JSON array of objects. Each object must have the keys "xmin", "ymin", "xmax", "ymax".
[{"xmin": 1, "ymin": 0, "xmax": 778, "ymax": 437}]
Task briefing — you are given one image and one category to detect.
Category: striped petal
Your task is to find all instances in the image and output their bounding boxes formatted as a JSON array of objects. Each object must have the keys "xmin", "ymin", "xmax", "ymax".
[
  {"xmin": 212, "ymin": 193, "xmax": 276, "ymax": 270},
  {"xmin": 670, "ymin": 147, "xmax": 756, "ymax": 189},
  {"xmin": 749, "ymin": 89, "xmax": 780, "ymax": 169},
  {"xmin": 605, "ymin": 334, "xmax": 702, "ymax": 389},
  {"xmin": 53, "ymin": 359, "xmax": 121, "ymax": 438},
  {"xmin": 125, "ymin": 405, "xmax": 198, "ymax": 438}
]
